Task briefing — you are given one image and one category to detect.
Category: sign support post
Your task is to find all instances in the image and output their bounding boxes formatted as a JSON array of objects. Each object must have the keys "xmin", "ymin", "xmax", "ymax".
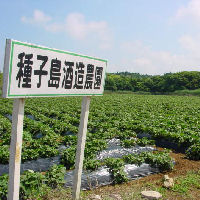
[
  {"xmin": 72, "ymin": 96, "xmax": 91, "ymax": 200},
  {"xmin": 2, "ymin": 39, "xmax": 107, "ymax": 200},
  {"xmin": 8, "ymin": 98, "xmax": 25, "ymax": 200}
]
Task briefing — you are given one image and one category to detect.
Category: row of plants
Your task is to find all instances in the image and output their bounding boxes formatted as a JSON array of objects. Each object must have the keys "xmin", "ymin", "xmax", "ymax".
[
  {"xmin": 0, "ymin": 115, "xmax": 64, "ymax": 163},
  {"xmin": 1, "ymin": 94, "xmax": 200, "ymax": 165},
  {"xmin": 105, "ymin": 149, "xmax": 174, "ymax": 184},
  {"xmin": 59, "ymin": 147, "xmax": 174, "ymax": 184}
]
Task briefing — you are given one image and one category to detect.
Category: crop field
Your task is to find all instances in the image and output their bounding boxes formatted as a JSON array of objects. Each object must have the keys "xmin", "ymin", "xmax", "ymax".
[{"xmin": 0, "ymin": 94, "xmax": 200, "ymax": 199}]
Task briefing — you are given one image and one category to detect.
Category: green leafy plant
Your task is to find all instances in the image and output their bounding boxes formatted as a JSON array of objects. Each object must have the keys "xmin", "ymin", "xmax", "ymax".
[
  {"xmin": 38, "ymin": 145, "xmax": 59, "ymax": 158},
  {"xmin": 64, "ymin": 135, "xmax": 77, "ymax": 146},
  {"xmin": 123, "ymin": 154, "xmax": 145, "ymax": 166},
  {"xmin": 60, "ymin": 147, "xmax": 76, "ymax": 169},
  {"xmin": 137, "ymin": 138, "xmax": 155, "ymax": 146},
  {"xmin": 121, "ymin": 138, "xmax": 137, "ymax": 147},
  {"xmin": 141, "ymin": 151, "xmax": 174, "ymax": 171},
  {"xmin": 20, "ymin": 170, "xmax": 46, "ymax": 199},
  {"xmin": 105, "ymin": 158, "xmax": 128, "ymax": 184},
  {"xmin": 22, "ymin": 148, "xmax": 39, "ymax": 161},
  {"xmin": 0, "ymin": 174, "xmax": 8, "ymax": 200},
  {"xmin": 123, "ymin": 150, "xmax": 174, "ymax": 172},
  {"xmin": 0, "ymin": 145, "xmax": 9, "ymax": 164},
  {"xmin": 83, "ymin": 159, "xmax": 101, "ymax": 171},
  {"xmin": 84, "ymin": 139, "xmax": 107, "ymax": 160},
  {"xmin": 45, "ymin": 164, "xmax": 66, "ymax": 188},
  {"xmin": 186, "ymin": 143, "xmax": 200, "ymax": 160},
  {"xmin": 117, "ymin": 130, "xmax": 137, "ymax": 140}
]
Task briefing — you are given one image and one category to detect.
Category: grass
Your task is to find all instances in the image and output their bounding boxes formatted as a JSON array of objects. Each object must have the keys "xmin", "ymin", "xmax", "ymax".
[
  {"xmin": 104, "ymin": 88, "xmax": 200, "ymax": 96},
  {"xmin": 172, "ymin": 88, "xmax": 200, "ymax": 96},
  {"xmin": 172, "ymin": 170, "xmax": 200, "ymax": 196}
]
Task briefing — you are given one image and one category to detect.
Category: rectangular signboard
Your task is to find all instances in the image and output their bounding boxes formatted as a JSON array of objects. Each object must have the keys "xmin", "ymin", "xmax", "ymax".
[{"xmin": 2, "ymin": 39, "xmax": 107, "ymax": 98}]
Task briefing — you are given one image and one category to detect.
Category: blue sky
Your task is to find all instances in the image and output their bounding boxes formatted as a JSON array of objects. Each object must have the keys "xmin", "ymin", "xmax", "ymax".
[{"xmin": 1, "ymin": 0, "xmax": 200, "ymax": 74}]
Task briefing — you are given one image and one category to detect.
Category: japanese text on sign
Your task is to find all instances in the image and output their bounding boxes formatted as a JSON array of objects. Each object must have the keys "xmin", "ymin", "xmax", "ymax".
[{"xmin": 2, "ymin": 40, "xmax": 107, "ymax": 98}]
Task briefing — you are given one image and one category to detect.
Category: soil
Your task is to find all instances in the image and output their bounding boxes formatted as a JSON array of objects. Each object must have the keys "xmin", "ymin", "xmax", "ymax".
[{"xmin": 136, "ymin": 148, "xmax": 200, "ymax": 184}]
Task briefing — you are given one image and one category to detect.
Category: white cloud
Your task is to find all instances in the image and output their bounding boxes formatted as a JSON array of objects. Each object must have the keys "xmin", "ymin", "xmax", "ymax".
[
  {"xmin": 45, "ymin": 23, "xmax": 64, "ymax": 33},
  {"xmin": 153, "ymin": 1, "xmax": 200, "ymax": 74},
  {"xmin": 21, "ymin": 10, "xmax": 51, "ymax": 24},
  {"xmin": 178, "ymin": 34, "xmax": 200, "ymax": 55},
  {"xmin": 65, "ymin": 13, "xmax": 87, "ymax": 40},
  {"xmin": 175, "ymin": 0, "xmax": 200, "ymax": 23},
  {"xmin": 114, "ymin": 40, "xmax": 200, "ymax": 75},
  {"xmin": 65, "ymin": 13, "xmax": 112, "ymax": 49},
  {"xmin": 133, "ymin": 58, "xmax": 152, "ymax": 67},
  {"xmin": 21, "ymin": 10, "xmax": 112, "ymax": 50}
]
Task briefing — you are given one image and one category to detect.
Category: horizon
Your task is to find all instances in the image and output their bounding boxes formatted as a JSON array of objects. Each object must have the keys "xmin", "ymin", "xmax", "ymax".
[{"xmin": 1, "ymin": 67, "xmax": 200, "ymax": 76}]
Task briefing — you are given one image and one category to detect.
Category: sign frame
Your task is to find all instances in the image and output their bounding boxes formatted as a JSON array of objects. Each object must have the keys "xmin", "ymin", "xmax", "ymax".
[{"xmin": 3, "ymin": 39, "xmax": 107, "ymax": 98}]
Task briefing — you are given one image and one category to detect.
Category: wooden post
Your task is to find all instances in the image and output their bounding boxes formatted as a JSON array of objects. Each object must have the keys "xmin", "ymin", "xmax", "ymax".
[
  {"xmin": 8, "ymin": 98, "xmax": 25, "ymax": 200},
  {"xmin": 72, "ymin": 96, "xmax": 91, "ymax": 200}
]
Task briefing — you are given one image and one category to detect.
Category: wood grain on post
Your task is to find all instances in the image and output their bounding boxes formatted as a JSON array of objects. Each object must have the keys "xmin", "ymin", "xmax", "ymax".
[
  {"xmin": 72, "ymin": 96, "xmax": 91, "ymax": 200},
  {"xmin": 8, "ymin": 98, "xmax": 25, "ymax": 200}
]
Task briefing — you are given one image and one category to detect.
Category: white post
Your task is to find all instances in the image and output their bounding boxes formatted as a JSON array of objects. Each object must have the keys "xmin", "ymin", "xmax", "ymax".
[
  {"xmin": 72, "ymin": 96, "xmax": 91, "ymax": 200},
  {"xmin": 8, "ymin": 98, "xmax": 25, "ymax": 200}
]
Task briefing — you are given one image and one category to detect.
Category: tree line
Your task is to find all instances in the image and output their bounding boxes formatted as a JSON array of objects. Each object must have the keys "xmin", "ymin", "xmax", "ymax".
[
  {"xmin": 105, "ymin": 71, "xmax": 200, "ymax": 93},
  {"xmin": 1, "ymin": 71, "xmax": 200, "ymax": 94}
]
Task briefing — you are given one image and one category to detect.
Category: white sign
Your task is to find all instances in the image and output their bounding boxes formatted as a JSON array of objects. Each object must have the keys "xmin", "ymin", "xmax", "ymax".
[{"xmin": 3, "ymin": 39, "xmax": 107, "ymax": 98}]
